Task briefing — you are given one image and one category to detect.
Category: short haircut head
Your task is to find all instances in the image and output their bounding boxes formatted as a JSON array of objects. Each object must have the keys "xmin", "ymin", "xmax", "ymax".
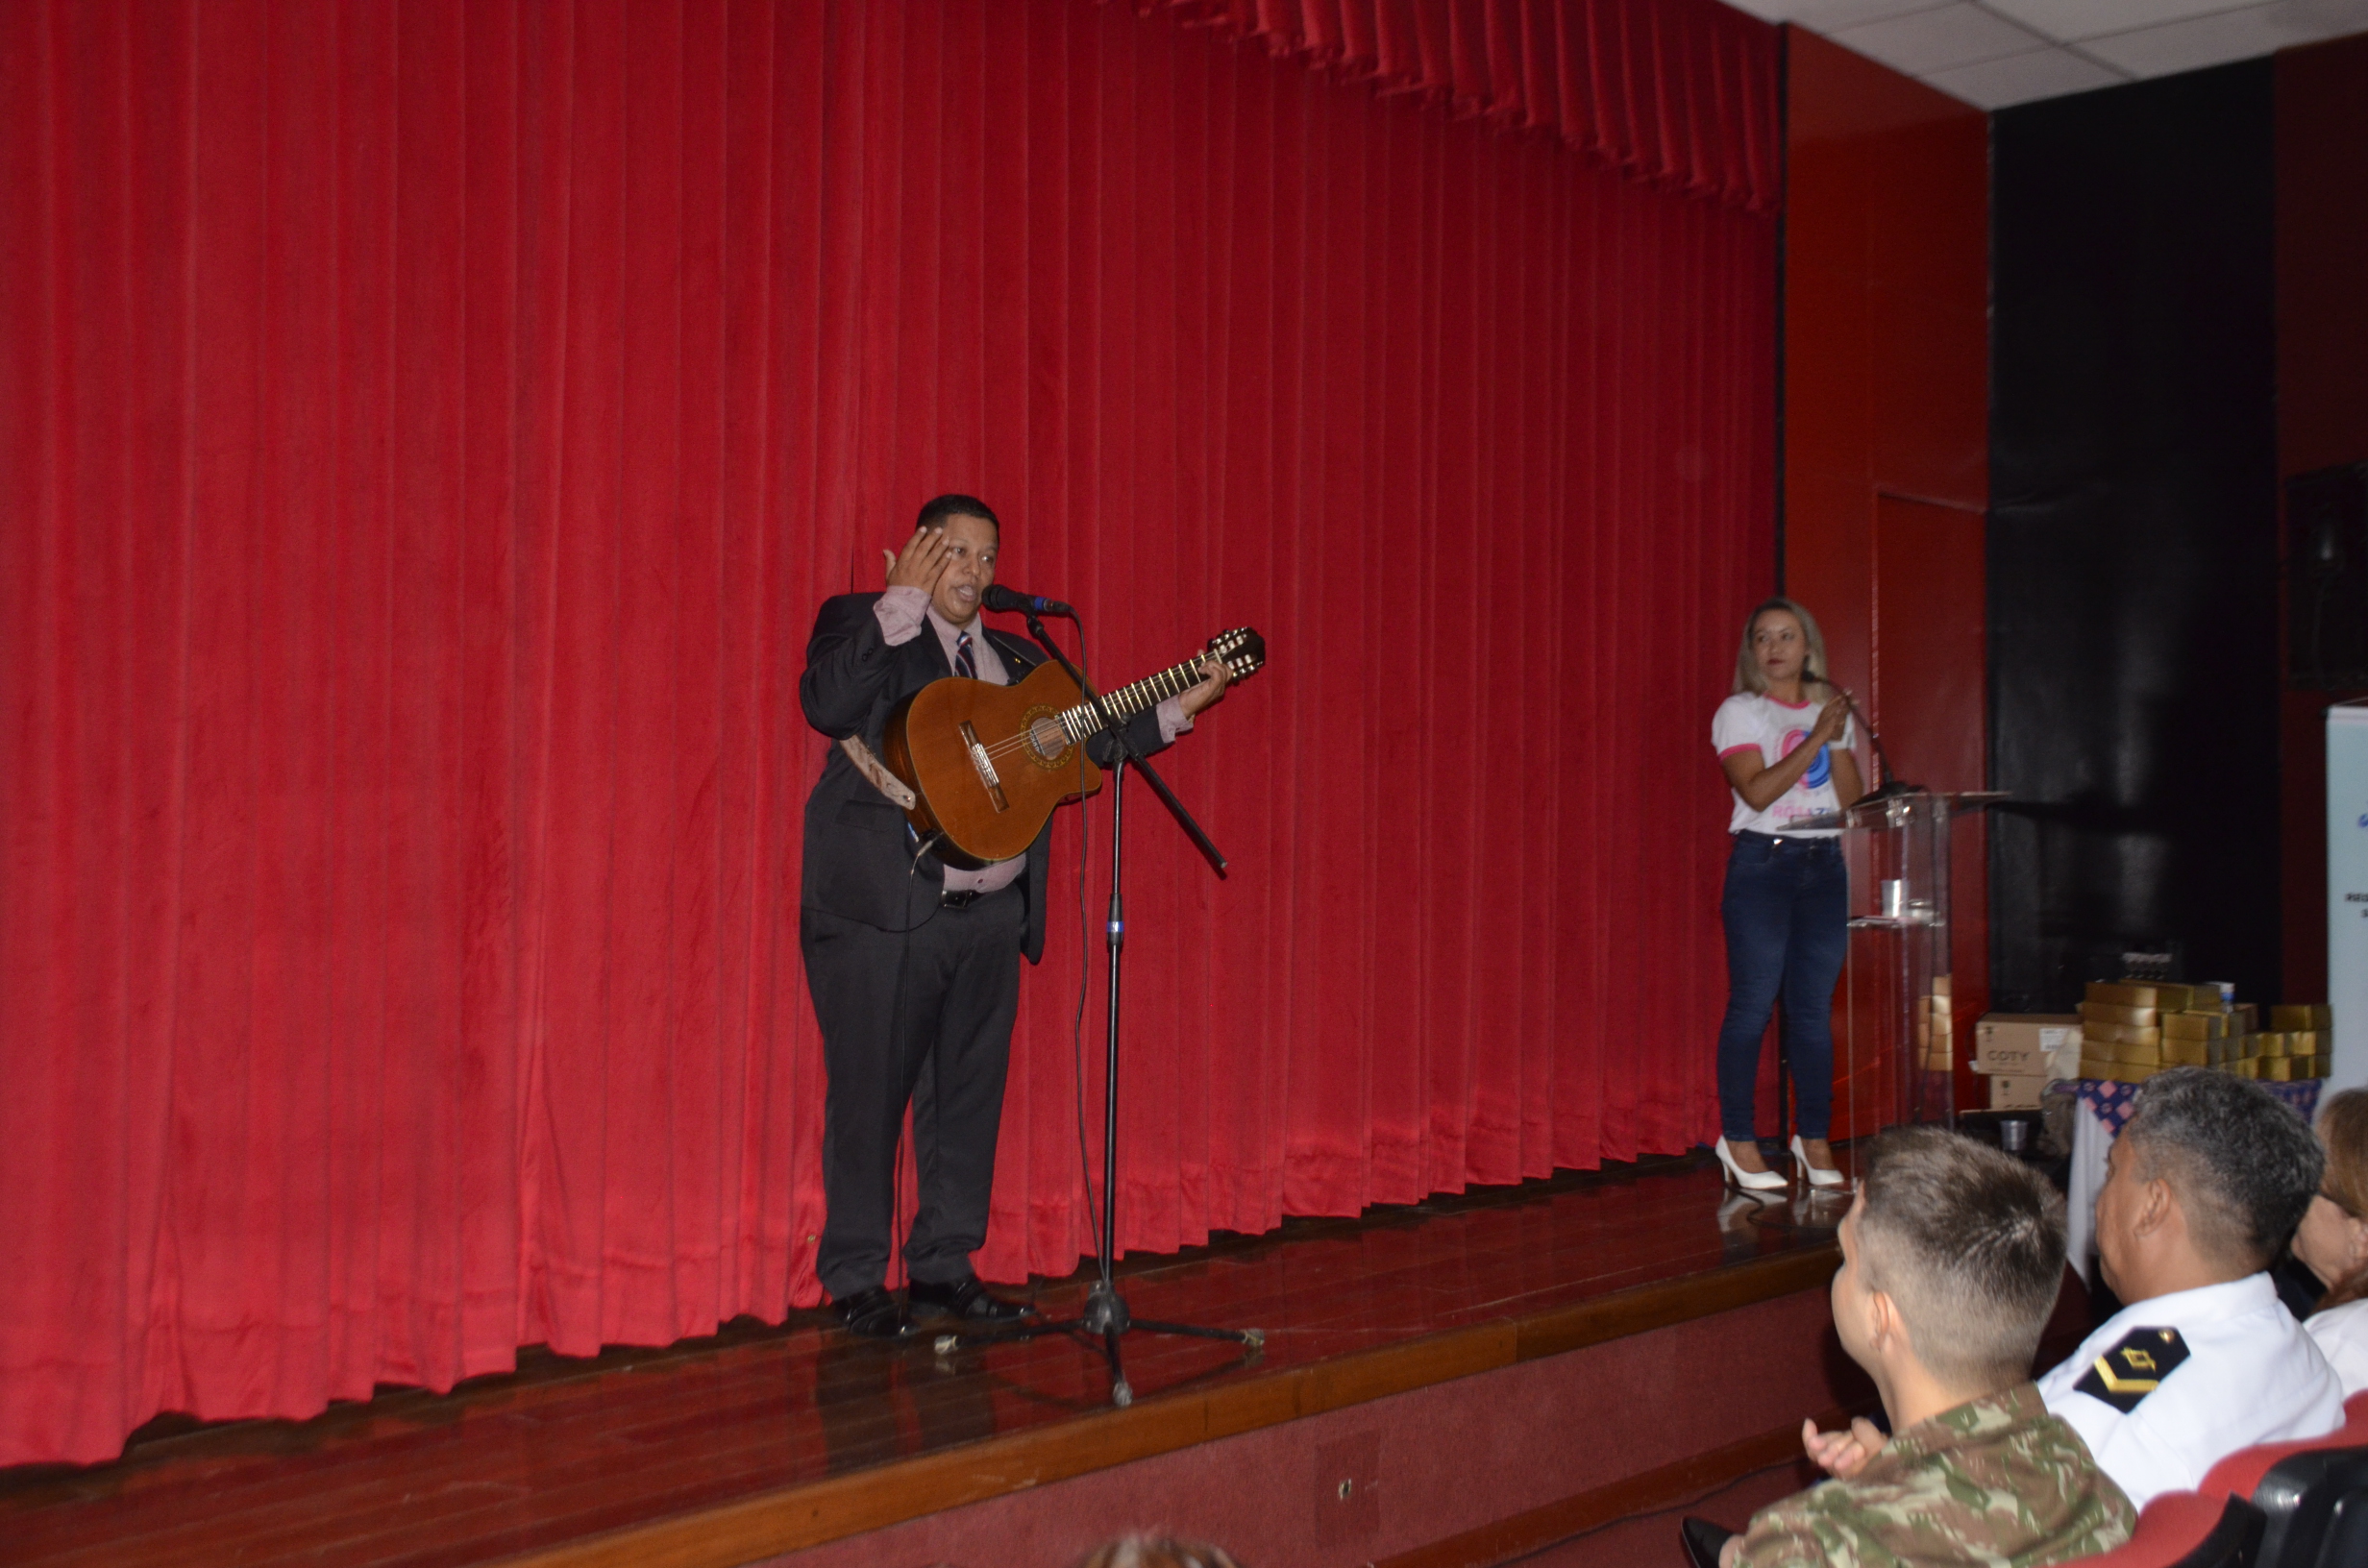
[
  {"xmin": 916, "ymin": 492, "xmax": 999, "ymax": 535},
  {"xmin": 2122, "ymin": 1066, "xmax": 2323, "ymax": 1273},
  {"xmin": 1853, "ymin": 1127, "xmax": 2067, "ymax": 1388},
  {"xmin": 1077, "ymin": 1538, "xmax": 1242, "ymax": 1568}
]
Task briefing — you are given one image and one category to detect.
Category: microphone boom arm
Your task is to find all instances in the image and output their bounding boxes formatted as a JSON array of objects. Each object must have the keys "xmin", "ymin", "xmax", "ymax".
[{"xmin": 1806, "ymin": 669, "xmax": 1917, "ymax": 803}]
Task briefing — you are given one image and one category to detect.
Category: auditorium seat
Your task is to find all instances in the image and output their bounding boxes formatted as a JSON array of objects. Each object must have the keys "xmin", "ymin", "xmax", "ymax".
[
  {"xmin": 2196, "ymin": 1391, "xmax": 2368, "ymax": 1568},
  {"xmin": 2054, "ymin": 1492, "xmax": 2263, "ymax": 1568}
]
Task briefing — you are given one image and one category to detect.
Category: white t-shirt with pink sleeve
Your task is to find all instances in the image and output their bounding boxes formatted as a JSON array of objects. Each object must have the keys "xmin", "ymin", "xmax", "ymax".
[{"xmin": 1712, "ymin": 692, "xmax": 1855, "ymax": 837}]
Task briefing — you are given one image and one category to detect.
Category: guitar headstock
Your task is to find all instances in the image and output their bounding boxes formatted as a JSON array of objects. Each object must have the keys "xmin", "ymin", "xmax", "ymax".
[{"xmin": 1208, "ymin": 626, "xmax": 1267, "ymax": 682}]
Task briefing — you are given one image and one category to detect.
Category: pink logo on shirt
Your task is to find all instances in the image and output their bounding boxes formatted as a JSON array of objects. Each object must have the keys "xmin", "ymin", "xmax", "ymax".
[{"xmin": 1782, "ymin": 728, "xmax": 1833, "ymax": 788}]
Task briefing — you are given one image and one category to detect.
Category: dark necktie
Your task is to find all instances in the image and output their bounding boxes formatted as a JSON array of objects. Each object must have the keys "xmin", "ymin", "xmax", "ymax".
[{"xmin": 954, "ymin": 630, "xmax": 976, "ymax": 680}]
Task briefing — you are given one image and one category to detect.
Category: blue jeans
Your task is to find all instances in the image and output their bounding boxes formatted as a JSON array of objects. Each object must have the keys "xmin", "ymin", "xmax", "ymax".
[{"xmin": 1716, "ymin": 831, "xmax": 1847, "ymax": 1142}]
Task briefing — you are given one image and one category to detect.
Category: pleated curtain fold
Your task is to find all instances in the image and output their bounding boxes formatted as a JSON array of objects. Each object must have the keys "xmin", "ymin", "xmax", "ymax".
[{"xmin": 0, "ymin": 0, "xmax": 1776, "ymax": 1464}]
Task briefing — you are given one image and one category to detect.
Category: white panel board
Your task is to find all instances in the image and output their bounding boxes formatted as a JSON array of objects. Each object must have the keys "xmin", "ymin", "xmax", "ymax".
[{"xmin": 2327, "ymin": 703, "xmax": 2368, "ymax": 1093}]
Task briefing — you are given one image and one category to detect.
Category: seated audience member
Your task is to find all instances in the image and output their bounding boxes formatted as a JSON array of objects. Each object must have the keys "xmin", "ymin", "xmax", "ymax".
[
  {"xmin": 1716, "ymin": 1128, "xmax": 2133, "ymax": 1568},
  {"xmin": 2292, "ymin": 1088, "xmax": 2368, "ymax": 1394},
  {"xmin": 2036, "ymin": 1067, "xmax": 2343, "ymax": 1507}
]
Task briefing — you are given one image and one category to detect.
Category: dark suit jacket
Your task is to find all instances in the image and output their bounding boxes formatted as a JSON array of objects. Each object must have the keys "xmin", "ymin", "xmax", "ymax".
[{"xmin": 798, "ymin": 592, "xmax": 1172, "ymax": 964}]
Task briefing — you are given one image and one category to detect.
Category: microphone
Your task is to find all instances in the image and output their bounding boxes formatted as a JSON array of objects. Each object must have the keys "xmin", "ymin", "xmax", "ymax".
[
  {"xmin": 1802, "ymin": 667, "xmax": 1918, "ymax": 801},
  {"xmin": 981, "ymin": 584, "xmax": 1076, "ymax": 618}
]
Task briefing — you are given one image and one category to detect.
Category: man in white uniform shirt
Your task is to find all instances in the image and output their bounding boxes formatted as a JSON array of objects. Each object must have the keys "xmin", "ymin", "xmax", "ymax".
[{"xmin": 2037, "ymin": 1067, "xmax": 2343, "ymax": 1507}]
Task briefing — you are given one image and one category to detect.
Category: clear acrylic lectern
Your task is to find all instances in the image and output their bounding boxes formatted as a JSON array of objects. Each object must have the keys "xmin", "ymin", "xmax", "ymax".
[{"xmin": 1778, "ymin": 789, "xmax": 1996, "ymax": 1136}]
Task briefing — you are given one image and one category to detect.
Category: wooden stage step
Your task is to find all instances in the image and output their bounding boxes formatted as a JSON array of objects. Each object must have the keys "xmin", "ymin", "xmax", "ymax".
[{"xmin": 0, "ymin": 1153, "xmax": 1853, "ymax": 1568}]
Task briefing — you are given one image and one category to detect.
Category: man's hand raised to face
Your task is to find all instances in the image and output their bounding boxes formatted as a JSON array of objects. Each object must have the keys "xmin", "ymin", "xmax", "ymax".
[{"xmin": 882, "ymin": 526, "xmax": 950, "ymax": 593}]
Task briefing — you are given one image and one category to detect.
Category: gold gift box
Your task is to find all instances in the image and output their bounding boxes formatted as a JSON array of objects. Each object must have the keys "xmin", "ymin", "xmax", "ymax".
[
  {"xmin": 2082, "ymin": 1000, "xmax": 2159, "ymax": 1028},
  {"xmin": 2163, "ymin": 1012, "xmax": 2228, "ymax": 1041},
  {"xmin": 2088, "ymin": 982, "xmax": 2160, "ymax": 1009},
  {"xmin": 2112, "ymin": 1038, "xmax": 2162, "ymax": 1065},
  {"xmin": 2137, "ymin": 981, "xmax": 2199, "ymax": 1012},
  {"xmin": 1914, "ymin": 997, "xmax": 1953, "ymax": 1070},
  {"xmin": 2257, "ymin": 1032, "xmax": 2290, "ymax": 1059},
  {"xmin": 2290, "ymin": 1030, "xmax": 2320, "ymax": 1055},
  {"xmin": 2272, "ymin": 1005, "xmax": 2315, "ymax": 1031},
  {"xmin": 2265, "ymin": 1056, "xmax": 2300, "ymax": 1081},
  {"xmin": 2233, "ymin": 1003, "xmax": 2259, "ymax": 1036},
  {"xmin": 2160, "ymin": 1037, "xmax": 2209, "ymax": 1066},
  {"xmin": 2084, "ymin": 1020, "xmax": 2160, "ymax": 1048}
]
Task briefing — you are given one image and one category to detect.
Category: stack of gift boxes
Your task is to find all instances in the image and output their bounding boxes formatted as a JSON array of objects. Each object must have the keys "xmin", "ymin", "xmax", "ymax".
[{"xmin": 2076, "ymin": 980, "xmax": 2330, "ymax": 1084}]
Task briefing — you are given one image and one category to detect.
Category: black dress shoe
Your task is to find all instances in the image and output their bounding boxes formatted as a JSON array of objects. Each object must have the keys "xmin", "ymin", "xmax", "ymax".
[
  {"xmin": 831, "ymin": 1285, "xmax": 910, "ymax": 1339},
  {"xmin": 906, "ymin": 1275, "xmax": 1037, "ymax": 1323},
  {"xmin": 1679, "ymin": 1516, "xmax": 1736, "ymax": 1568}
]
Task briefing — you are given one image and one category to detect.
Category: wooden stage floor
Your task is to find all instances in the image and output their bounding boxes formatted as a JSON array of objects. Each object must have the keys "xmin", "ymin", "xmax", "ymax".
[{"xmin": 0, "ymin": 1151, "xmax": 1851, "ymax": 1568}]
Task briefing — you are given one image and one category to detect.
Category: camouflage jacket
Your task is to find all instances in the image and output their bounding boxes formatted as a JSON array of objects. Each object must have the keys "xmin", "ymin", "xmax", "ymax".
[{"xmin": 1734, "ymin": 1384, "xmax": 2135, "ymax": 1568}]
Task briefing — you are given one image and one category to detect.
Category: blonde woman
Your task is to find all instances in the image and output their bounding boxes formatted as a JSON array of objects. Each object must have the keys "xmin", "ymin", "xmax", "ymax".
[
  {"xmin": 2294, "ymin": 1089, "xmax": 2368, "ymax": 1394},
  {"xmin": 1710, "ymin": 600, "xmax": 1862, "ymax": 1192}
]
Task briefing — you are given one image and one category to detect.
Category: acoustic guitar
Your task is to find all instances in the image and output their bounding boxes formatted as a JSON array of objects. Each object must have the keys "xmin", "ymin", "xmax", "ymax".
[{"xmin": 881, "ymin": 627, "xmax": 1267, "ymax": 868}]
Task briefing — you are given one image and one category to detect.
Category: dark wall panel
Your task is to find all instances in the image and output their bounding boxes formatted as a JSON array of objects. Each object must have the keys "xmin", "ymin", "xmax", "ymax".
[{"xmin": 1989, "ymin": 61, "xmax": 2279, "ymax": 1009}]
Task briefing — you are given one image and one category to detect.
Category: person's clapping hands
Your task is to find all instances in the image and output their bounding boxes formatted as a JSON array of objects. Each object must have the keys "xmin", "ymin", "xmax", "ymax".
[{"xmin": 1801, "ymin": 1415, "xmax": 1887, "ymax": 1478}]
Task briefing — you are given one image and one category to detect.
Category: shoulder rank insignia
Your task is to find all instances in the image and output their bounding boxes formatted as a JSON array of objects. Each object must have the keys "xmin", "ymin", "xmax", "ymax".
[{"xmin": 2075, "ymin": 1327, "xmax": 2189, "ymax": 1412}]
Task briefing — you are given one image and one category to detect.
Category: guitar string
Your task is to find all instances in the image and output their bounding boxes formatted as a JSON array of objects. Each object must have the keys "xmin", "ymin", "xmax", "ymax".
[
  {"xmin": 966, "ymin": 649, "xmax": 1254, "ymax": 764},
  {"xmin": 969, "ymin": 663, "xmax": 1217, "ymax": 764}
]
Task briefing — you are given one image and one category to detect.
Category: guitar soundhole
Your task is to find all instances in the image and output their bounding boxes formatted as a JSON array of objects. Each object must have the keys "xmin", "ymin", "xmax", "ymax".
[{"xmin": 1024, "ymin": 712, "xmax": 1071, "ymax": 768}]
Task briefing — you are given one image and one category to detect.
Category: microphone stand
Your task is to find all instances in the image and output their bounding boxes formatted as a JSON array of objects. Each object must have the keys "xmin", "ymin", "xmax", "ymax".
[
  {"xmin": 938, "ymin": 611, "xmax": 1260, "ymax": 1408},
  {"xmin": 1809, "ymin": 670, "xmax": 1918, "ymax": 804}
]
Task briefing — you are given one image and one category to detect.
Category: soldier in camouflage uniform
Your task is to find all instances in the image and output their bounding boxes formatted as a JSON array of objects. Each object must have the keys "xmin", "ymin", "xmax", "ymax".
[{"xmin": 1712, "ymin": 1130, "xmax": 2134, "ymax": 1568}]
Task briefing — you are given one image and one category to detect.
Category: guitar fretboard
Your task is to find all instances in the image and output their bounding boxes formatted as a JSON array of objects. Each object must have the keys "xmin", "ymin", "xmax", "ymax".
[{"xmin": 1058, "ymin": 655, "xmax": 1211, "ymax": 741}]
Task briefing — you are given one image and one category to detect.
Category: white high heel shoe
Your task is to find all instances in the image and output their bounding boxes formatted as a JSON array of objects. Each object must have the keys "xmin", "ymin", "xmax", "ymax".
[
  {"xmin": 1791, "ymin": 1134, "xmax": 1848, "ymax": 1189},
  {"xmin": 1715, "ymin": 1137, "xmax": 1787, "ymax": 1193}
]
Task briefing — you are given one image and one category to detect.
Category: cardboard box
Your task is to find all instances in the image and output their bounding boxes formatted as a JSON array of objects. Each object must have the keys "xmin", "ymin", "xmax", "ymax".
[
  {"xmin": 2163, "ymin": 1012, "xmax": 2227, "ymax": 1041},
  {"xmin": 1976, "ymin": 1015, "xmax": 2082, "ymax": 1077},
  {"xmin": 1988, "ymin": 1074, "xmax": 2050, "ymax": 1111}
]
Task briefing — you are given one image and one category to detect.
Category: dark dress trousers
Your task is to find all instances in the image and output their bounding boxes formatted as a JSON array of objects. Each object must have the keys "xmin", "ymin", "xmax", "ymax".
[{"xmin": 798, "ymin": 592, "xmax": 1171, "ymax": 1300}]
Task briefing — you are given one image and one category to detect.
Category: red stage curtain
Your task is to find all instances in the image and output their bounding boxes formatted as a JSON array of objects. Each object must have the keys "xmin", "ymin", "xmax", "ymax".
[
  {"xmin": 0, "ymin": 0, "xmax": 1774, "ymax": 1464},
  {"xmin": 1154, "ymin": 0, "xmax": 1780, "ymax": 212}
]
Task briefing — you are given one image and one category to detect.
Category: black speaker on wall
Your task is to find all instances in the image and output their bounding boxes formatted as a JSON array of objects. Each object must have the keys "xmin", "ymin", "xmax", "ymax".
[{"xmin": 2290, "ymin": 461, "xmax": 2368, "ymax": 689}]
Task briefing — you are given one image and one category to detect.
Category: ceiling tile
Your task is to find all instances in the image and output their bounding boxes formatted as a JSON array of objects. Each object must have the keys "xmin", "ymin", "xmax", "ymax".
[
  {"xmin": 2082, "ymin": 1, "xmax": 2368, "ymax": 77},
  {"xmin": 1831, "ymin": 2, "xmax": 2055, "ymax": 72},
  {"xmin": 1717, "ymin": 1, "xmax": 1951, "ymax": 29},
  {"xmin": 1980, "ymin": 0, "xmax": 2260, "ymax": 44},
  {"xmin": 1920, "ymin": 44, "xmax": 2128, "ymax": 107}
]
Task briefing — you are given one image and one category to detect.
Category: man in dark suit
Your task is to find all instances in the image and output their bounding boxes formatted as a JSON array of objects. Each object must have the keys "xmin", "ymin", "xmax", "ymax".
[{"xmin": 799, "ymin": 494, "xmax": 1229, "ymax": 1336}]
